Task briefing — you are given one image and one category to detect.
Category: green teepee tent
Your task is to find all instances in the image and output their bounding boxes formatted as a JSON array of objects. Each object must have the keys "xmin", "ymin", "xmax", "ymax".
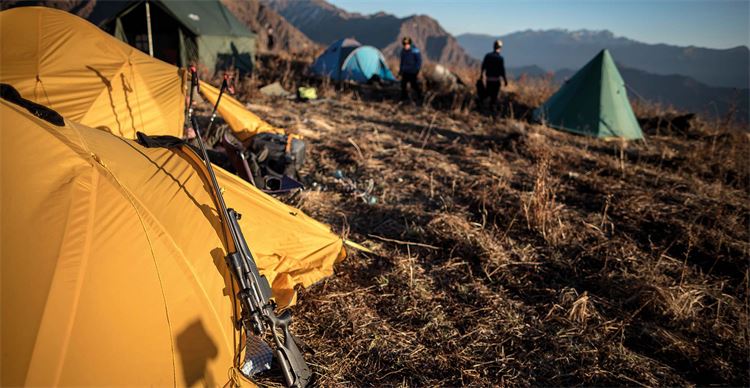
[{"xmin": 534, "ymin": 49, "xmax": 644, "ymax": 140}]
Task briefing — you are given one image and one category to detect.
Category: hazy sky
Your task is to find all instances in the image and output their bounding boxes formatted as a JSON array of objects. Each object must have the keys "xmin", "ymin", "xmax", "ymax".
[{"xmin": 328, "ymin": 0, "xmax": 750, "ymax": 49}]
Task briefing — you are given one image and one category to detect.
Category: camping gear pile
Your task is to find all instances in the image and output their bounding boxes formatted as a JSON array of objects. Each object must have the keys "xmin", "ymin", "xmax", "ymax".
[
  {"xmin": 423, "ymin": 63, "xmax": 465, "ymax": 92},
  {"xmin": 1, "ymin": 6, "xmax": 346, "ymax": 387},
  {"xmin": 198, "ymin": 80, "xmax": 306, "ymax": 192}
]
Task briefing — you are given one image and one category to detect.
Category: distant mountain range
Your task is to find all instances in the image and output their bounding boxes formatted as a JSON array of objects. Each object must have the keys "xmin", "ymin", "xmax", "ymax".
[
  {"xmin": 508, "ymin": 64, "xmax": 749, "ymax": 122},
  {"xmin": 616, "ymin": 67, "xmax": 748, "ymax": 121},
  {"xmin": 265, "ymin": 0, "xmax": 477, "ymax": 68},
  {"xmin": 458, "ymin": 30, "xmax": 750, "ymax": 89}
]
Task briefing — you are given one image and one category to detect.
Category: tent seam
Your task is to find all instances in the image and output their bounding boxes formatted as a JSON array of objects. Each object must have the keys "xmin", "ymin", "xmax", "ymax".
[
  {"xmin": 65, "ymin": 122, "xmax": 178, "ymax": 385},
  {"xmin": 35, "ymin": 11, "xmax": 41, "ymax": 102},
  {"xmin": 97, "ymin": 145, "xmax": 236, "ymax": 364},
  {"xmin": 51, "ymin": 168, "xmax": 100, "ymax": 386},
  {"xmin": 92, "ymin": 158, "xmax": 179, "ymax": 386},
  {"xmin": 340, "ymin": 47, "xmax": 359, "ymax": 74},
  {"xmin": 79, "ymin": 62, "xmax": 129, "ymax": 137},
  {"xmin": 128, "ymin": 59, "xmax": 148, "ymax": 134},
  {"xmin": 26, "ymin": 110, "xmax": 234, "ymax": 364},
  {"xmin": 21, "ymin": 170, "xmax": 97, "ymax": 386}
]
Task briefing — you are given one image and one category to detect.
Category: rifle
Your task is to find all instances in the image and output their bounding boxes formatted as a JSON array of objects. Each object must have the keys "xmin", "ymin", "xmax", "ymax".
[{"xmin": 189, "ymin": 111, "xmax": 311, "ymax": 386}]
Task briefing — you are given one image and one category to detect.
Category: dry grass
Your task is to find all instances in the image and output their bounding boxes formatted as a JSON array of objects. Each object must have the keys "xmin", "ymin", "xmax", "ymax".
[
  {"xmin": 510, "ymin": 73, "xmax": 558, "ymax": 108},
  {"xmin": 205, "ymin": 55, "xmax": 749, "ymax": 386},
  {"xmin": 522, "ymin": 147, "xmax": 566, "ymax": 244}
]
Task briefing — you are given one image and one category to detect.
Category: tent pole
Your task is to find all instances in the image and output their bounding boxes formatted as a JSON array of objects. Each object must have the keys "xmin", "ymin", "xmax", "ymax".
[{"xmin": 145, "ymin": 1, "xmax": 154, "ymax": 57}]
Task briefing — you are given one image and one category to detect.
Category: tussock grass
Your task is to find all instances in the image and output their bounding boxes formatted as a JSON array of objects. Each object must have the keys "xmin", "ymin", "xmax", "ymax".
[{"xmin": 522, "ymin": 148, "xmax": 567, "ymax": 244}]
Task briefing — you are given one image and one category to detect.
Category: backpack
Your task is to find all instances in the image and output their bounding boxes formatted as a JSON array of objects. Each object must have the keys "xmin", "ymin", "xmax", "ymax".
[{"xmin": 223, "ymin": 132, "xmax": 306, "ymax": 192}]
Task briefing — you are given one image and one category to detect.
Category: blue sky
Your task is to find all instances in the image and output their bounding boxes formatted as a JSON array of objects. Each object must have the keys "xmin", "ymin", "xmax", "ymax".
[{"xmin": 328, "ymin": 0, "xmax": 750, "ymax": 49}]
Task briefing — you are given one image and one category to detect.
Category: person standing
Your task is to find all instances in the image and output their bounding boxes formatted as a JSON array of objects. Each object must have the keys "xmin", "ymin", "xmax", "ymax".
[
  {"xmin": 480, "ymin": 39, "xmax": 508, "ymax": 116},
  {"xmin": 266, "ymin": 24, "xmax": 275, "ymax": 52},
  {"xmin": 399, "ymin": 37, "xmax": 422, "ymax": 102}
]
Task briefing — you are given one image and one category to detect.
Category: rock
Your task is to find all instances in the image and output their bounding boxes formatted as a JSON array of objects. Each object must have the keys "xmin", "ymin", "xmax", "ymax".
[{"xmin": 260, "ymin": 82, "xmax": 291, "ymax": 97}]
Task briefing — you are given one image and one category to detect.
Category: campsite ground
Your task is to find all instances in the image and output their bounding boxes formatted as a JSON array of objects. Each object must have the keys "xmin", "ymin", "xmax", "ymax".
[{"xmin": 199, "ymin": 65, "xmax": 749, "ymax": 386}]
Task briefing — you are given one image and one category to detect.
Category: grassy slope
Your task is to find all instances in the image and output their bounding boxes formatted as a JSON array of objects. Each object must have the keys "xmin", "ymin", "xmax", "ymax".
[{"xmin": 218, "ymin": 57, "xmax": 749, "ymax": 385}]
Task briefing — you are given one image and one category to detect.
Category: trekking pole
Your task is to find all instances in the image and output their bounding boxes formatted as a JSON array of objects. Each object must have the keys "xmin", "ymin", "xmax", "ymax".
[
  {"xmin": 204, "ymin": 73, "xmax": 235, "ymax": 142},
  {"xmin": 186, "ymin": 65, "xmax": 200, "ymax": 125},
  {"xmin": 190, "ymin": 115, "xmax": 312, "ymax": 387}
]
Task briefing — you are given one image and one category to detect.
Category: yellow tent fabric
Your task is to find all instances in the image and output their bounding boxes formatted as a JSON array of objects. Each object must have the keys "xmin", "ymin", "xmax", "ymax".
[
  {"xmin": 199, "ymin": 80, "xmax": 285, "ymax": 142},
  {"xmin": 0, "ymin": 7, "xmax": 186, "ymax": 139},
  {"xmin": 1, "ymin": 98, "xmax": 345, "ymax": 386}
]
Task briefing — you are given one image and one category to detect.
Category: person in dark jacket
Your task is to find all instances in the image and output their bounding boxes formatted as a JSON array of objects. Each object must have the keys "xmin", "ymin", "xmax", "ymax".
[
  {"xmin": 399, "ymin": 37, "xmax": 422, "ymax": 101},
  {"xmin": 480, "ymin": 39, "xmax": 508, "ymax": 115},
  {"xmin": 266, "ymin": 24, "xmax": 275, "ymax": 51}
]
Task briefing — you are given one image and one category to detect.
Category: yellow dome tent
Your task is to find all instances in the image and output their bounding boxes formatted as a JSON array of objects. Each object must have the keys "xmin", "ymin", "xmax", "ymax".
[
  {"xmin": 0, "ymin": 6, "xmax": 186, "ymax": 139},
  {"xmin": 1, "ymin": 95, "xmax": 345, "ymax": 385},
  {"xmin": 199, "ymin": 80, "xmax": 286, "ymax": 142}
]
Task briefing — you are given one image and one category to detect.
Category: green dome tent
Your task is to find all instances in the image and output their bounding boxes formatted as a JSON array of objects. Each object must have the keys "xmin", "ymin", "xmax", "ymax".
[{"xmin": 534, "ymin": 49, "xmax": 644, "ymax": 140}]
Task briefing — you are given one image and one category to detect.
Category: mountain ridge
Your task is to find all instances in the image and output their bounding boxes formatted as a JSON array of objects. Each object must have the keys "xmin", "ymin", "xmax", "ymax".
[
  {"xmin": 266, "ymin": 0, "xmax": 478, "ymax": 69},
  {"xmin": 221, "ymin": 0, "xmax": 317, "ymax": 53},
  {"xmin": 457, "ymin": 29, "xmax": 749, "ymax": 89},
  {"xmin": 462, "ymin": 29, "xmax": 749, "ymax": 51}
]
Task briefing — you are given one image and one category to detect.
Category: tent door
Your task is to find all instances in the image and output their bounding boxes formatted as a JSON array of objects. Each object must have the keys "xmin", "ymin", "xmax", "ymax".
[{"xmin": 118, "ymin": 2, "xmax": 187, "ymax": 66}]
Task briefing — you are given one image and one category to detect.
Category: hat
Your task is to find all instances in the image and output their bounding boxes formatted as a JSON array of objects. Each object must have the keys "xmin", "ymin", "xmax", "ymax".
[{"xmin": 494, "ymin": 39, "xmax": 503, "ymax": 49}]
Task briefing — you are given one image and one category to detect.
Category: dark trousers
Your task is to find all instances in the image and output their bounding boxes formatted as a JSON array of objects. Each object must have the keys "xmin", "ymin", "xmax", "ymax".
[
  {"xmin": 400, "ymin": 72, "xmax": 421, "ymax": 100},
  {"xmin": 486, "ymin": 80, "xmax": 501, "ymax": 113}
]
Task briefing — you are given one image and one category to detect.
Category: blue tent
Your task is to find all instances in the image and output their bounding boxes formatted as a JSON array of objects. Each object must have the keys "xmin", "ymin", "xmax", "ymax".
[{"xmin": 311, "ymin": 38, "xmax": 396, "ymax": 83}]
